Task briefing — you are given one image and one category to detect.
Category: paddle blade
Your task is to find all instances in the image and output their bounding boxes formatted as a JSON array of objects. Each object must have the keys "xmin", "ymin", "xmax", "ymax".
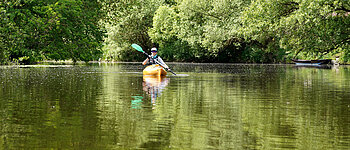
[{"xmin": 131, "ymin": 44, "xmax": 144, "ymax": 53}]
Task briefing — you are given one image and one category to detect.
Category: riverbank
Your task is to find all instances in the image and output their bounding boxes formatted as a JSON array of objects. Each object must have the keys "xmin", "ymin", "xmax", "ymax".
[{"xmin": 2, "ymin": 58, "xmax": 349, "ymax": 66}]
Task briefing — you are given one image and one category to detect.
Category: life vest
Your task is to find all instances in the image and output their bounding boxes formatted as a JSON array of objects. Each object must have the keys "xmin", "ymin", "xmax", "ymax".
[{"xmin": 148, "ymin": 55, "xmax": 159, "ymax": 65}]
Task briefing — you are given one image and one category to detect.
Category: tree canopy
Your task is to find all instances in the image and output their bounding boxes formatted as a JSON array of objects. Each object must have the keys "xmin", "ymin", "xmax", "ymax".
[
  {"xmin": 1, "ymin": 0, "xmax": 349, "ymax": 64},
  {"xmin": 0, "ymin": 0, "xmax": 105, "ymax": 64},
  {"xmin": 240, "ymin": 0, "xmax": 350, "ymax": 60},
  {"xmin": 103, "ymin": 0, "xmax": 349, "ymax": 63}
]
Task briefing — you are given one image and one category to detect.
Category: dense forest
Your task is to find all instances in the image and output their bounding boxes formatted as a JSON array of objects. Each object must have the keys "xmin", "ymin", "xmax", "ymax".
[{"xmin": 1, "ymin": 0, "xmax": 349, "ymax": 64}]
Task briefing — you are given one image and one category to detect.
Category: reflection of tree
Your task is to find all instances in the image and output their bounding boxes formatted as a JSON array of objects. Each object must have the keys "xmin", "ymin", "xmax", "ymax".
[
  {"xmin": 0, "ymin": 67, "xmax": 104, "ymax": 149},
  {"xmin": 148, "ymin": 65, "xmax": 350, "ymax": 149},
  {"xmin": 2, "ymin": 64, "xmax": 349, "ymax": 149},
  {"xmin": 142, "ymin": 76, "xmax": 170, "ymax": 107},
  {"xmin": 239, "ymin": 66, "xmax": 350, "ymax": 150}
]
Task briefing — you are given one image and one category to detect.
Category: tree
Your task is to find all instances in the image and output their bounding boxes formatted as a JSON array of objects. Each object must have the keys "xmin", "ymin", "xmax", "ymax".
[
  {"xmin": 102, "ymin": 0, "xmax": 349, "ymax": 63},
  {"xmin": 0, "ymin": 1, "xmax": 11, "ymax": 64},
  {"xmin": 149, "ymin": 0, "xmax": 251, "ymax": 62},
  {"xmin": 240, "ymin": 0, "xmax": 350, "ymax": 60},
  {"xmin": 102, "ymin": 0, "xmax": 165, "ymax": 61},
  {"xmin": 1, "ymin": 0, "xmax": 105, "ymax": 64}
]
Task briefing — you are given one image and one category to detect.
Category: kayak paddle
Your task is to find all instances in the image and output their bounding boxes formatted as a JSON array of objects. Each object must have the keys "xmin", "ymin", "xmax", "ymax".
[
  {"xmin": 131, "ymin": 44, "xmax": 147, "ymax": 54},
  {"xmin": 131, "ymin": 43, "xmax": 176, "ymax": 75}
]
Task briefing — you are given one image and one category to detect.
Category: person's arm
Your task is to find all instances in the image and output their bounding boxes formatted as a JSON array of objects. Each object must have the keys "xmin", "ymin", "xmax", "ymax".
[{"xmin": 142, "ymin": 58, "xmax": 149, "ymax": 65}]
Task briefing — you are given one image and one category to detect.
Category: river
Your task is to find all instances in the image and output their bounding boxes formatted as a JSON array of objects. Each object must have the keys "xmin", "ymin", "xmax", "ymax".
[{"xmin": 0, "ymin": 63, "xmax": 349, "ymax": 149}]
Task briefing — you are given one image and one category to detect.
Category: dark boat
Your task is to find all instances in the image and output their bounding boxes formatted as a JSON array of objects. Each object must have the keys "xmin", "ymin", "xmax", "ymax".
[{"xmin": 292, "ymin": 59, "xmax": 332, "ymax": 66}]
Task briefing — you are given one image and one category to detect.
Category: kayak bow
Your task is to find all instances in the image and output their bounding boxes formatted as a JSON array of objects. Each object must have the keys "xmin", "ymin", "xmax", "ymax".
[{"xmin": 143, "ymin": 64, "xmax": 167, "ymax": 76}]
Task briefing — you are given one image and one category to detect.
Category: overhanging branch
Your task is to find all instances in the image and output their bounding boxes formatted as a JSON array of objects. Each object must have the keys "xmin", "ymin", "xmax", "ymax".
[{"xmin": 318, "ymin": 37, "xmax": 350, "ymax": 58}]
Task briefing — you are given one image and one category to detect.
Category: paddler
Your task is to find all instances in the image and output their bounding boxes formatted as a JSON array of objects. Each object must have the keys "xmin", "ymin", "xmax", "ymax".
[{"xmin": 142, "ymin": 47, "xmax": 170, "ymax": 70}]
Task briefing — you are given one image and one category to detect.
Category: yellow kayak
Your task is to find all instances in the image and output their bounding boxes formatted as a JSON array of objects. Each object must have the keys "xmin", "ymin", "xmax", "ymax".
[{"xmin": 143, "ymin": 64, "xmax": 167, "ymax": 76}]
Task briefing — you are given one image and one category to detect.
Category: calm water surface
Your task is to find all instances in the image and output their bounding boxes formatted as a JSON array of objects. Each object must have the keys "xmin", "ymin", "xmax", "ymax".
[{"xmin": 0, "ymin": 63, "xmax": 349, "ymax": 149}]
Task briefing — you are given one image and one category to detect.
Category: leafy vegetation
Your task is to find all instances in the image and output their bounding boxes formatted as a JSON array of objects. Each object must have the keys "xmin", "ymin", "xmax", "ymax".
[
  {"xmin": 240, "ymin": 0, "xmax": 350, "ymax": 61},
  {"xmin": 0, "ymin": 0, "xmax": 105, "ymax": 64},
  {"xmin": 101, "ymin": 0, "xmax": 165, "ymax": 62},
  {"xmin": 104, "ymin": 0, "xmax": 349, "ymax": 63},
  {"xmin": 1, "ymin": 0, "xmax": 349, "ymax": 64}
]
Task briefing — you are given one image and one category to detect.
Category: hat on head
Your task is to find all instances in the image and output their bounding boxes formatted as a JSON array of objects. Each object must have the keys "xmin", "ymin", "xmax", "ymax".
[{"xmin": 151, "ymin": 47, "xmax": 157, "ymax": 52}]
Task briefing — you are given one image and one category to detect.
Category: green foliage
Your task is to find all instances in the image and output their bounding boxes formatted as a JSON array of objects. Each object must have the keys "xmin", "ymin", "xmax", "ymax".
[
  {"xmin": 4, "ymin": 0, "xmax": 345, "ymax": 63},
  {"xmin": 176, "ymin": 0, "xmax": 248, "ymax": 51},
  {"xmin": 240, "ymin": 0, "xmax": 350, "ymax": 60},
  {"xmin": 148, "ymin": 5, "xmax": 208, "ymax": 62},
  {"xmin": 158, "ymin": 39, "xmax": 204, "ymax": 62},
  {"xmin": 148, "ymin": 0, "xmax": 350, "ymax": 63},
  {"xmin": 240, "ymin": 43, "xmax": 288, "ymax": 63},
  {"xmin": 0, "ymin": 7, "xmax": 8, "ymax": 64},
  {"xmin": 148, "ymin": 6, "xmax": 178, "ymax": 42},
  {"xmin": 342, "ymin": 47, "xmax": 350, "ymax": 63},
  {"xmin": 0, "ymin": 0, "xmax": 105, "ymax": 64},
  {"xmin": 102, "ymin": 0, "xmax": 165, "ymax": 61},
  {"xmin": 103, "ymin": 0, "xmax": 257, "ymax": 62},
  {"xmin": 242, "ymin": 46, "xmax": 267, "ymax": 63},
  {"xmin": 146, "ymin": 0, "xmax": 252, "ymax": 62}
]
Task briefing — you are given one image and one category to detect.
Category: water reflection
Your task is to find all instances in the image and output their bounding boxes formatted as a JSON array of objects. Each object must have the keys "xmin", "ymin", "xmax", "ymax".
[
  {"xmin": 0, "ymin": 66, "xmax": 103, "ymax": 149},
  {"xmin": 0, "ymin": 64, "xmax": 349, "ymax": 149},
  {"xmin": 293, "ymin": 65, "xmax": 333, "ymax": 69},
  {"xmin": 142, "ymin": 76, "xmax": 170, "ymax": 108}
]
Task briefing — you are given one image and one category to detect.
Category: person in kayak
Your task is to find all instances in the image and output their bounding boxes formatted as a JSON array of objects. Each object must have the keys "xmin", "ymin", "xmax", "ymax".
[{"xmin": 142, "ymin": 47, "xmax": 169, "ymax": 69}]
